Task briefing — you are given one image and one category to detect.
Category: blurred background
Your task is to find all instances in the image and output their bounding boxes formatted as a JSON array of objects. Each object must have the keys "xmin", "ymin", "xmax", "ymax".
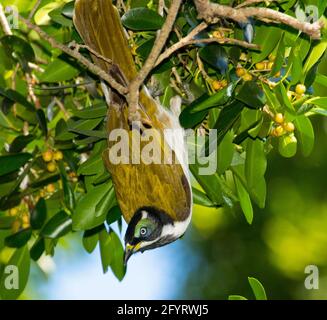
[{"xmin": 23, "ymin": 55, "xmax": 327, "ymax": 300}]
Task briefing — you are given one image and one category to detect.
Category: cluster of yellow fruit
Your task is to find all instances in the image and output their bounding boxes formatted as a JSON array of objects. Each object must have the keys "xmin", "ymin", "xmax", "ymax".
[
  {"xmin": 212, "ymin": 30, "xmax": 226, "ymax": 39},
  {"xmin": 211, "ymin": 79, "xmax": 228, "ymax": 91},
  {"xmin": 236, "ymin": 67, "xmax": 253, "ymax": 81},
  {"xmin": 287, "ymin": 84, "xmax": 307, "ymax": 101},
  {"xmin": 270, "ymin": 113, "xmax": 295, "ymax": 137},
  {"xmin": 8, "ymin": 207, "xmax": 30, "ymax": 233},
  {"xmin": 42, "ymin": 149, "xmax": 63, "ymax": 173}
]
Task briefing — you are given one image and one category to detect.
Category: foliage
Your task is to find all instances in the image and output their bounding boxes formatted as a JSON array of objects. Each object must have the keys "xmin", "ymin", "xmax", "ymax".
[{"xmin": 0, "ymin": 0, "xmax": 326, "ymax": 299}]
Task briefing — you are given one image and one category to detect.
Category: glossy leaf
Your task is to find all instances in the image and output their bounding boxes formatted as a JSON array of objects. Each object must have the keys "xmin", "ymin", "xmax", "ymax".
[
  {"xmin": 40, "ymin": 57, "xmax": 80, "ymax": 82},
  {"xmin": 234, "ymin": 176, "xmax": 253, "ymax": 224},
  {"xmin": 9, "ymin": 135, "xmax": 34, "ymax": 153},
  {"xmin": 30, "ymin": 197, "xmax": 47, "ymax": 230},
  {"xmin": 106, "ymin": 206, "xmax": 122, "ymax": 225},
  {"xmin": 4, "ymin": 228, "xmax": 32, "ymax": 248},
  {"xmin": 199, "ymin": 45, "xmax": 228, "ymax": 73},
  {"xmin": 192, "ymin": 187, "xmax": 217, "ymax": 207},
  {"xmin": 303, "ymin": 40, "xmax": 327, "ymax": 75},
  {"xmin": 294, "ymin": 116, "xmax": 314, "ymax": 157},
  {"xmin": 0, "ymin": 153, "xmax": 32, "ymax": 176},
  {"xmin": 41, "ymin": 211, "xmax": 72, "ymax": 239},
  {"xmin": 245, "ymin": 140, "xmax": 267, "ymax": 208},
  {"xmin": 122, "ymin": 8, "xmax": 165, "ymax": 30},
  {"xmin": 0, "ymin": 246, "xmax": 30, "ymax": 300},
  {"xmin": 73, "ymin": 182, "xmax": 114, "ymax": 230},
  {"xmin": 248, "ymin": 277, "xmax": 267, "ymax": 300}
]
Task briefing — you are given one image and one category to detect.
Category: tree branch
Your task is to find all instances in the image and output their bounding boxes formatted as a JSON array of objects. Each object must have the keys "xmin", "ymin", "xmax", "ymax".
[
  {"xmin": 19, "ymin": 16, "xmax": 128, "ymax": 95},
  {"xmin": 128, "ymin": 0, "xmax": 182, "ymax": 118},
  {"xmin": 156, "ymin": 22, "xmax": 259, "ymax": 66},
  {"xmin": 194, "ymin": 0, "xmax": 324, "ymax": 40}
]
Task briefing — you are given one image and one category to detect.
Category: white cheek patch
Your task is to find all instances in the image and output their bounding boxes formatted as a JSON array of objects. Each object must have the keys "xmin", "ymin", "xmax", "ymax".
[{"xmin": 141, "ymin": 210, "xmax": 148, "ymax": 219}]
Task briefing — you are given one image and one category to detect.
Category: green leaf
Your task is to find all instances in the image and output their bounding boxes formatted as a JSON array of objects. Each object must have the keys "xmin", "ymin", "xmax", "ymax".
[
  {"xmin": 303, "ymin": 40, "xmax": 327, "ymax": 75},
  {"xmin": 30, "ymin": 237, "xmax": 45, "ymax": 261},
  {"xmin": 4, "ymin": 228, "xmax": 32, "ymax": 248},
  {"xmin": 0, "ymin": 88, "xmax": 35, "ymax": 111},
  {"xmin": 0, "ymin": 153, "xmax": 32, "ymax": 176},
  {"xmin": 58, "ymin": 161, "xmax": 75, "ymax": 211},
  {"xmin": 294, "ymin": 116, "xmax": 314, "ymax": 157},
  {"xmin": 36, "ymin": 109, "xmax": 48, "ymax": 137},
  {"xmin": 190, "ymin": 86, "xmax": 231, "ymax": 113},
  {"xmin": 95, "ymin": 182, "xmax": 116, "ymax": 217},
  {"xmin": 236, "ymin": 81, "xmax": 265, "ymax": 109},
  {"xmin": 213, "ymin": 101, "xmax": 244, "ymax": 146},
  {"xmin": 9, "ymin": 135, "xmax": 34, "ymax": 153},
  {"xmin": 39, "ymin": 57, "xmax": 80, "ymax": 82},
  {"xmin": 49, "ymin": 7, "xmax": 73, "ymax": 27},
  {"xmin": 99, "ymin": 227, "xmax": 112, "ymax": 273},
  {"xmin": 0, "ymin": 35, "xmax": 35, "ymax": 70},
  {"xmin": 252, "ymin": 25, "xmax": 282, "ymax": 64},
  {"xmin": 73, "ymin": 182, "xmax": 114, "ymax": 230},
  {"xmin": 106, "ymin": 206, "xmax": 122, "ymax": 225},
  {"xmin": 83, "ymin": 226, "xmax": 103, "ymax": 254},
  {"xmin": 78, "ymin": 154, "xmax": 104, "ymax": 176},
  {"xmin": 308, "ymin": 97, "xmax": 327, "ymax": 108},
  {"xmin": 199, "ymin": 45, "xmax": 228, "ymax": 73},
  {"xmin": 122, "ymin": 8, "xmax": 165, "ymax": 30},
  {"xmin": 30, "ymin": 198, "xmax": 47, "ymax": 230},
  {"xmin": 245, "ymin": 139, "xmax": 267, "ymax": 208},
  {"xmin": 0, "ymin": 216, "xmax": 16, "ymax": 229},
  {"xmin": 278, "ymin": 134, "xmax": 297, "ymax": 158},
  {"xmin": 41, "ymin": 211, "xmax": 72, "ymax": 239},
  {"xmin": 270, "ymin": 33, "xmax": 285, "ymax": 76},
  {"xmin": 0, "ymin": 246, "xmax": 30, "ymax": 300},
  {"xmin": 192, "ymin": 187, "xmax": 217, "ymax": 207},
  {"xmin": 72, "ymin": 104, "xmax": 107, "ymax": 119},
  {"xmin": 234, "ymin": 176, "xmax": 253, "ymax": 224},
  {"xmin": 228, "ymin": 295, "xmax": 248, "ymax": 300},
  {"xmin": 109, "ymin": 230, "xmax": 126, "ymax": 281},
  {"xmin": 217, "ymin": 130, "xmax": 234, "ymax": 174},
  {"xmin": 315, "ymin": 74, "xmax": 327, "ymax": 87},
  {"xmin": 248, "ymin": 277, "xmax": 267, "ymax": 300}
]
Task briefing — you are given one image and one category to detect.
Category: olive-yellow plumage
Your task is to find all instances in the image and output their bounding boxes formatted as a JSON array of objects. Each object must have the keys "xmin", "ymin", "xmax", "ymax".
[{"xmin": 74, "ymin": 0, "xmax": 192, "ymax": 263}]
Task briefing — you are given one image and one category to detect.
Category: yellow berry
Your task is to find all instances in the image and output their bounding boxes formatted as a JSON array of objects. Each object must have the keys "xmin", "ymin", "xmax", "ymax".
[
  {"xmin": 212, "ymin": 80, "xmax": 222, "ymax": 91},
  {"xmin": 240, "ymin": 53, "xmax": 248, "ymax": 61},
  {"xmin": 11, "ymin": 220, "xmax": 21, "ymax": 233},
  {"xmin": 9, "ymin": 208, "xmax": 18, "ymax": 216},
  {"xmin": 274, "ymin": 113, "xmax": 284, "ymax": 124},
  {"xmin": 22, "ymin": 222, "xmax": 30, "ymax": 229},
  {"xmin": 275, "ymin": 126, "xmax": 285, "ymax": 137},
  {"xmin": 295, "ymin": 84, "xmax": 306, "ymax": 95},
  {"xmin": 236, "ymin": 67, "xmax": 246, "ymax": 77},
  {"xmin": 213, "ymin": 30, "xmax": 224, "ymax": 39},
  {"xmin": 269, "ymin": 54, "xmax": 276, "ymax": 62},
  {"xmin": 284, "ymin": 122, "xmax": 295, "ymax": 133},
  {"xmin": 53, "ymin": 150, "xmax": 64, "ymax": 161},
  {"xmin": 242, "ymin": 73, "xmax": 253, "ymax": 81},
  {"xmin": 287, "ymin": 91, "xmax": 294, "ymax": 101},
  {"xmin": 21, "ymin": 214, "xmax": 30, "ymax": 224},
  {"xmin": 220, "ymin": 79, "xmax": 228, "ymax": 87},
  {"xmin": 267, "ymin": 61, "xmax": 274, "ymax": 70},
  {"xmin": 255, "ymin": 62, "xmax": 265, "ymax": 70},
  {"xmin": 47, "ymin": 162, "xmax": 57, "ymax": 173},
  {"xmin": 46, "ymin": 184, "xmax": 56, "ymax": 193},
  {"xmin": 274, "ymin": 71, "xmax": 281, "ymax": 77},
  {"xmin": 42, "ymin": 150, "xmax": 53, "ymax": 162}
]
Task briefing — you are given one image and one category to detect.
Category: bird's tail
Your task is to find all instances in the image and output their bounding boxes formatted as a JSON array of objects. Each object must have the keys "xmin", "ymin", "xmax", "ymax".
[{"xmin": 73, "ymin": 0, "xmax": 137, "ymax": 83}]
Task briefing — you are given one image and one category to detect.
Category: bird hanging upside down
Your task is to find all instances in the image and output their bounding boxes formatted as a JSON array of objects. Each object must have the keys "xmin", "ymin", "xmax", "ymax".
[{"xmin": 73, "ymin": 0, "xmax": 192, "ymax": 265}]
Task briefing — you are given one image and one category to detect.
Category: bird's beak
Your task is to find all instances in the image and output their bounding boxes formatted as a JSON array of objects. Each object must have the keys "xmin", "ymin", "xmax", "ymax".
[{"xmin": 124, "ymin": 243, "xmax": 135, "ymax": 266}]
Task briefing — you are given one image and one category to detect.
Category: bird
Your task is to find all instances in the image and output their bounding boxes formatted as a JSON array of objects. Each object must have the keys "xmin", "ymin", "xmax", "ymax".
[{"xmin": 73, "ymin": 0, "xmax": 192, "ymax": 265}]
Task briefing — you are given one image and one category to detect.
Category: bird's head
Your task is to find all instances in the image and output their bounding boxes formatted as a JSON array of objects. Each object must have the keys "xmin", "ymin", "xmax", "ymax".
[{"xmin": 124, "ymin": 206, "xmax": 190, "ymax": 265}]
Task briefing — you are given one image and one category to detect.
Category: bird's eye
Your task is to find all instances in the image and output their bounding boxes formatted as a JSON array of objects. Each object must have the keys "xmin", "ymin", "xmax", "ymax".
[{"xmin": 140, "ymin": 227, "xmax": 147, "ymax": 237}]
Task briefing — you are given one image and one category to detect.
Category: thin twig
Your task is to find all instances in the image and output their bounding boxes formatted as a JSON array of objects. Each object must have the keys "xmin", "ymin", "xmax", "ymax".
[
  {"xmin": 0, "ymin": 4, "xmax": 12, "ymax": 35},
  {"xmin": 28, "ymin": 0, "xmax": 42, "ymax": 21},
  {"xmin": 19, "ymin": 16, "xmax": 128, "ymax": 96},
  {"xmin": 128, "ymin": 0, "xmax": 182, "ymax": 118},
  {"xmin": 236, "ymin": 0, "xmax": 275, "ymax": 9},
  {"xmin": 155, "ymin": 22, "xmax": 208, "ymax": 66}
]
